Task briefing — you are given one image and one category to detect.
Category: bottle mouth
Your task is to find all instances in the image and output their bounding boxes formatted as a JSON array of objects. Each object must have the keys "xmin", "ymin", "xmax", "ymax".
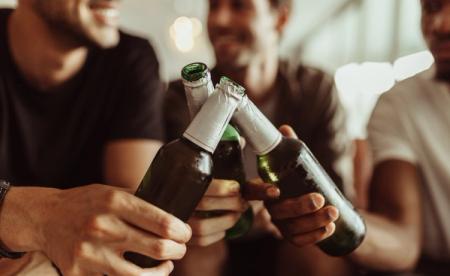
[
  {"xmin": 219, "ymin": 76, "xmax": 246, "ymax": 95},
  {"xmin": 182, "ymin": 62, "xmax": 208, "ymax": 81}
]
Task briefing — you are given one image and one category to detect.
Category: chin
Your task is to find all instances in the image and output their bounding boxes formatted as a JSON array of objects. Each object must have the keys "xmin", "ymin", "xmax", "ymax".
[
  {"xmin": 434, "ymin": 61, "xmax": 450, "ymax": 81},
  {"xmin": 86, "ymin": 29, "xmax": 120, "ymax": 49},
  {"xmin": 214, "ymin": 52, "xmax": 250, "ymax": 70}
]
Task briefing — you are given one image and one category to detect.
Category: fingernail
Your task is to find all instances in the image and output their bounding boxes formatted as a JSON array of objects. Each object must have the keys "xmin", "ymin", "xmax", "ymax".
[
  {"xmin": 310, "ymin": 194, "xmax": 324, "ymax": 209},
  {"xmin": 184, "ymin": 223, "xmax": 192, "ymax": 236},
  {"xmin": 267, "ymin": 187, "xmax": 280, "ymax": 198},
  {"xmin": 326, "ymin": 222, "xmax": 336, "ymax": 234},
  {"xmin": 327, "ymin": 208, "xmax": 339, "ymax": 220}
]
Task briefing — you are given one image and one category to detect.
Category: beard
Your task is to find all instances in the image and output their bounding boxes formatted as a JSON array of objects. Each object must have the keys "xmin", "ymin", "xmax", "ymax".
[
  {"xmin": 32, "ymin": 0, "xmax": 111, "ymax": 49},
  {"xmin": 434, "ymin": 60, "xmax": 450, "ymax": 82}
]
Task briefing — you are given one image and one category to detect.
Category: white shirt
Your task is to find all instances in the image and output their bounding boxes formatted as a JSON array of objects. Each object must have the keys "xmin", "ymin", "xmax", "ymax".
[{"xmin": 368, "ymin": 68, "xmax": 450, "ymax": 260}]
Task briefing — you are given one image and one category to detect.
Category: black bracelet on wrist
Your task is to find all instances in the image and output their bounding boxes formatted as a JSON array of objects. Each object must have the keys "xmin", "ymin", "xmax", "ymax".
[{"xmin": 0, "ymin": 180, "xmax": 25, "ymax": 259}]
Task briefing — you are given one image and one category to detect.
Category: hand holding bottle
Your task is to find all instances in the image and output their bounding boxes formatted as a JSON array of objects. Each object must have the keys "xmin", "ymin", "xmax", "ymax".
[
  {"xmin": 265, "ymin": 125, "xmax": 340, "ymax": 246},
  {"xmin": 187, "ymin": 179, "xmax": 248, "ymax": 246},
  {"xmin": 1, "ymin": 185, "xmax": 191, "ymax": 276},
  {"xmin": 243, "ymin": 127, "xmax": 339, "ymax": 244}
]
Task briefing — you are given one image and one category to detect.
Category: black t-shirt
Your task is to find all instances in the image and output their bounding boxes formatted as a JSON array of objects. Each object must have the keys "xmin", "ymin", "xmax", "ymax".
[{"xmin": 0, "ymin": 9, "xmax": 164, "ymax": 189}]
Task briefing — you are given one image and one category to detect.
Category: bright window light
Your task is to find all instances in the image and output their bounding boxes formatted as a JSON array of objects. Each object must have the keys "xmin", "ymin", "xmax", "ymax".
[{"xmin": 169, "ymin": 16, "xmax": 203, "ymax": 53}]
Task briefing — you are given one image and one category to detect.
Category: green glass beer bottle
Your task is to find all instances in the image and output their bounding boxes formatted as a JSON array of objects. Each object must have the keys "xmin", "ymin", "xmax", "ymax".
[
  {"xmin": 233, "ymin": 96, "xmax": 366, "ymax": 256},
  {"xmin": 125, "ymin": 77, "xmax": 245, "ymax": 267},
  {"xmin": 181, "ymin": 63, "xmax": 253, "ymax": 239}
]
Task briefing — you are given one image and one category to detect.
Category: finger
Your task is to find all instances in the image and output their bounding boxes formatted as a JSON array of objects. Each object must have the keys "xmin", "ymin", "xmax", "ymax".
[
  {"xmin": 76, "ymin": 246, "xmax": 145, "ymax": 276},
  {"xmin": 115, "ymin": 194, "xmax": 191, "ymax": 243},
  {"xmin": 188, "ymin": 213, "xmax": 241, "ymax": 236},
  {"xmin": 120, "ymin": 225, "xmax": 187, "ymax": 261},
  {"xmin": 141, "ymin": 261, "xmax": 174, "ymax": 276},
  {"xmin": 188, "ymin": 231, "xmax": 226, "ymax": 247},
  {"xmin": 279, "ymin": 125, "xmax": 298, "ymax": 139},
  {"xmin": 279, "ymin": 206, "xmax": 339, "ymax": 236},
  {"xmin": 239, "ymin": 136, "xmax": 246, "ymax": 149},
  {"xmin": 243, "ymin": 179, "xmax": 280, "ymax": 200},
  {"xmin": 259, "ymin": 208, "xmax": 283, "ymax": 239},
  {"xmin": 268, "ymin": 193, "xmax": 325, "ymax": 220},
  {"xmin": 61, "ymin": 267, "xmax": 93, "ymax": 276},
  {"xmin": 290, "ymin": 222, "xmax": 336, "ymax": 247},
  {"xmin": 205, "ymin": 179, "xmax": 240, "ymax": 196},
  {"xmin": 196, "ymin": 196, "xmax": 248, "ymax": 212}
]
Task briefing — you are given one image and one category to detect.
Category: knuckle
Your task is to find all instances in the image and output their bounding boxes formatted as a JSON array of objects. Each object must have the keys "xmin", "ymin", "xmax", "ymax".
[
  {"xmin": 104, "ymin": 189, "xmax": 124, "ymax": 209},
  {"xmin": 151, "ymin": 239, "xmax": 172, "ymax": 259},
  {"xmin": 157, "ymin": 216, "xmax": 175, "ymax": 238},
  {"xmin": 72, "ymin": 241, "xmax": 91, "ymax": 260},
  {"xmin": 84, "ymin": 216, "xmax": 106, "ymax": 238}
]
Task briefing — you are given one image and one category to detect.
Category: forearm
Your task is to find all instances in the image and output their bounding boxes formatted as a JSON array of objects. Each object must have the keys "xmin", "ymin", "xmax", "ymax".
[
  {"xmin": 0, "ymin": 186, "xmax": 59, "ymax": 252},
  {"xmin": 350, "ymin": 211, "xmax": 421, "ymax": 271}
]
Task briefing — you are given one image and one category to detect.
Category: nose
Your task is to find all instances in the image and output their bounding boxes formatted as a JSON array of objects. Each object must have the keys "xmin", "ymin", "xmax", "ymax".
[
  {"xmin": 431, "ymin": 9, "xmax": 450, "ymax": 37},
  {"xmin": 210, "ymin": 4, "xmax": 233, "ymax": 28}
]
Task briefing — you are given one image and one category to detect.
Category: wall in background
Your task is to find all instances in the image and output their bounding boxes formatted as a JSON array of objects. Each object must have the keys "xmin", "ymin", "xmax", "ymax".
[{"xmin": 0, "ymin": 0, "xmax": 430, "ymax": 138}]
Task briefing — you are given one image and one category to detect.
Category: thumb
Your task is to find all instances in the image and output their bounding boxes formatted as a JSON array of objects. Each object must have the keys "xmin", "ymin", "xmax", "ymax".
[
  {"xmin": 243, "ymin": 178, "xmax": 280, "ymax": 201},
  {"xmin": 141, "ymin": 261, "xmax": 174, "ymax": 276},
  {"xmin": 279, "ymin": 124, "xmax": 298, "ymax": 139}
]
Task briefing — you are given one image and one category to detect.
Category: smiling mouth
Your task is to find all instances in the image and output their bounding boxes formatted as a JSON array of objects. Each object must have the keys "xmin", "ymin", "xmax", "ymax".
[{"xmin": 89, "ymin": 1, "xmax": 120, "ymax": 27}]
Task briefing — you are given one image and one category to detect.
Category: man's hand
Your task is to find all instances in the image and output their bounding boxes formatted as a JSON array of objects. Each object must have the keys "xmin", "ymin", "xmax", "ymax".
[
  {"xmin": 187, "ymin": 179, "xmax": 247, "ymax": 246},
  {"xmin": 14, "ymin": 184, "xmax": 191, "ymax": 276},
  {"xmin": 267, "ymin": 193, "xmax": 339, "ymax": 247},
  {"xmin": 244, "ymin": 125, "xmax": 340, "ymax": 248}
]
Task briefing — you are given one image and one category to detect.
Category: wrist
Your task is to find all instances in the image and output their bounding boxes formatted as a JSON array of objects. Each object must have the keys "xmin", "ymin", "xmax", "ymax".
[{"xmin": 0, "ymin": 186, "xmax": 60, "ymax": 252}]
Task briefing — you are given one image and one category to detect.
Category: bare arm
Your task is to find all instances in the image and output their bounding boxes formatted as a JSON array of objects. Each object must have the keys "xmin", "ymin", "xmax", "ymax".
[
  {"xmin": 0, "ymin": 139, "xmax": 193, "ymax": 275},
  {"xmin": 350, "ymin": 160, "xmax": 422, "ymax": 271},
  {"xmin": 103, "ymin": 139, "xmax": 162, "ymax": 190},
  {"xmin": 0, "ymin": 184, "xmax": 189, "ymax": 275}
]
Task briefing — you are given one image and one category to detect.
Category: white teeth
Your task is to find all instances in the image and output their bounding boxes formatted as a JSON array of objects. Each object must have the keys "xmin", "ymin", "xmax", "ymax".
[{"xmin": 96, "ymin": 8, "xmax": 119, "ymax": 18}]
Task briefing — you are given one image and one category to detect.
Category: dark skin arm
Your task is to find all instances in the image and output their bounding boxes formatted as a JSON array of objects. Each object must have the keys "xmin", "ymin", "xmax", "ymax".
[{"xmin": 350, "ymin": 160, "xmax": 422, "ymax": 271}]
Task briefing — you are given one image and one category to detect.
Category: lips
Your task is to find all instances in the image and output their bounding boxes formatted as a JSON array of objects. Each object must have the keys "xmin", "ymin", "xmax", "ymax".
[{"xmin": 89, "ymin": 0, "xmax": 120, "ymax": 27}]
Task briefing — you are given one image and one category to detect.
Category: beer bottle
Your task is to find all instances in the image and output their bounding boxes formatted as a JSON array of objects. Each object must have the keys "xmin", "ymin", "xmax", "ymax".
[
  {"xmin": 125, "ymin": 76, "xmax": 245, "ymax": 267},
  {"xmin": 233, "ymin": 95, "xmax": 366, "ymax": 256},
  {"xmin": 181, "ymin": 63, "xmax": 253, "ymax": 240}
]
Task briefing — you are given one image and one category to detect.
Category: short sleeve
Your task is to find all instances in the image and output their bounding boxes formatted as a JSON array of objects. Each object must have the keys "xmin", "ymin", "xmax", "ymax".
[
  {"xmin": 368, "ymin": 92, "xmax": 417, "ymax": 165},
  {"xmin": 107, "ymin": 40, "xmax": 165, "ymax": 141}
]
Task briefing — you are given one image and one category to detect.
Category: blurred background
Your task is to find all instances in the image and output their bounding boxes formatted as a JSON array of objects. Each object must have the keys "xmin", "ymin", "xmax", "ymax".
[{"xmin": 0, "ymin": 0, "xmax": 432, "ymax": 139}]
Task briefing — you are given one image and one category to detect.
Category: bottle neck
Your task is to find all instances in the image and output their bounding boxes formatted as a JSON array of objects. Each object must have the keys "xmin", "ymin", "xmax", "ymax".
[
  {"xmin": 183, "ymin": 84, "xmax": 243, "ymax": 153},
  {"xmin": 233, "ymin": 96, "xmax": 282, "ymax": 155},
  {"xmin": 221, "ymin": 124, "xmax": 240, "ymax": 141},
  {"xmin": 183, "ymin": 73, "xmax": 214, "ymax": 118}
]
